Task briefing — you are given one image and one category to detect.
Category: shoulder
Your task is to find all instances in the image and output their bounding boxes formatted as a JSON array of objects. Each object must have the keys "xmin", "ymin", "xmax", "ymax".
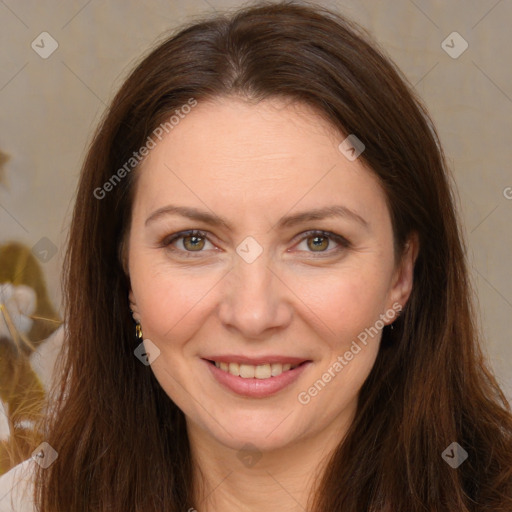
[{"xmin": 0, "ymin": 459, "xmax": 36, "ymax": 512}]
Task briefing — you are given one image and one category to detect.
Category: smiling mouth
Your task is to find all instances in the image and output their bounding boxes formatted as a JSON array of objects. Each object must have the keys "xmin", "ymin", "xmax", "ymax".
[{"xmin": 206, "ymin": 360, "xmax": 308, "ymax": 379}]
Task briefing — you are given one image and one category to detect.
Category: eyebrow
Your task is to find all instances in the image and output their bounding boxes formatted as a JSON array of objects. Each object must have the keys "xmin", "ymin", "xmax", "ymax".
[{"xmin": 145, "ymin": 204, "xmax": 369, "ymax": 230}]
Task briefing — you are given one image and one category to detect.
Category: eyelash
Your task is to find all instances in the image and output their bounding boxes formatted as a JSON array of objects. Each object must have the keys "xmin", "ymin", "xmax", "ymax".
[{"xmin": 160, "ymin": 229, "xmax": 351, "ymax": 258}]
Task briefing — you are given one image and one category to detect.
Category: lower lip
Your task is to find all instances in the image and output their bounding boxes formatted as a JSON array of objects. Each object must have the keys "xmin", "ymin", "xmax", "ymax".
[{"xmin": 204, "ymin": 359, "xmax": 312, "ymax": 398}]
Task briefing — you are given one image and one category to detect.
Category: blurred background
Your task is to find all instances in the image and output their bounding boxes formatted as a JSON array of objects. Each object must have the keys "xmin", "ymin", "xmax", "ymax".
[{"xmin": 0, "ymin": 0, "xmax": 511, "ymax": 472}]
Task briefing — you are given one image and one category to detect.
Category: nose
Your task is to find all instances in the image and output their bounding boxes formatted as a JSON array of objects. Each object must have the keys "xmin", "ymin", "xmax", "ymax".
[{"xmin": 217, "ymin": 252, "xmax": 293, "ymax": 339}]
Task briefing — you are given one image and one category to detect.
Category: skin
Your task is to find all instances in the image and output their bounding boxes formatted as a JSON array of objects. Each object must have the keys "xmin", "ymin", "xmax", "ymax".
[{"xmin": 126, "ymin": 96, "xmax": 419, "ymax": 511}]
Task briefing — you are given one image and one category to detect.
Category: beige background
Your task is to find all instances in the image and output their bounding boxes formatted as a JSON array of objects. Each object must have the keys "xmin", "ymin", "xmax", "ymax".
[{"xmin": 0, "ymin": 0, "xmax": 511, "ymax": 402}]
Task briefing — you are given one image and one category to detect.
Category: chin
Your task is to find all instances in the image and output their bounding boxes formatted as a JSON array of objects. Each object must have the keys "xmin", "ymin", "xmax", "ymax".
[{"xmin": 198, "ymin": 410, "xmax": 304, "ymax": 452}]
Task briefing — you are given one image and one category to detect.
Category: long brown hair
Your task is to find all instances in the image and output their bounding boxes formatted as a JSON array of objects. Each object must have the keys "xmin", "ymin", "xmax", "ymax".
[{"xmin": 34, "ymin": 2, "xmax": 512, "ymax": 510}]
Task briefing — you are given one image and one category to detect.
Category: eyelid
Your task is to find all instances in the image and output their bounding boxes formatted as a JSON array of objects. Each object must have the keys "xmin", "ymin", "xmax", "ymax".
[
  {"xmin": 290, "ymin": 230, "xmax": 350, "ymax": 257},
  {"xmin": 161, "ymin": 229, "xmax": 350, "ymax": 256},
  {"xmin": 162, "ymin": 229, "xmax": 214, "ymax": 255}
]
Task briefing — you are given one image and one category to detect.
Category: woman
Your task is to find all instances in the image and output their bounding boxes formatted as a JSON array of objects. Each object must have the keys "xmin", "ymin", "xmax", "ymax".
[{"xmin": 1, "ymin": 2, "xmax": 511, "ymax": 511}]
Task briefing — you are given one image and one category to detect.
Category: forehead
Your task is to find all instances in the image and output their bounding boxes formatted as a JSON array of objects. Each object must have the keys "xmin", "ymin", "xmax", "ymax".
[
  {"xmin": 157, "ymin": 96, "xmax": 343, "ymax": 165},
  {"xmin": 132, "ymin": 96, "xmax": 387, "ymax": 226}
]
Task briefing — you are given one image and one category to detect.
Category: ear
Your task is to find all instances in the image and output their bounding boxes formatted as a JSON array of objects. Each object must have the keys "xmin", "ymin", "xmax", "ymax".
[
  {"xmin": 386, "ymin": 231, "xmax": 420, "ymax": 320},
  {"xmin": 128, "ymin": 289, "xmax": 141, "ymax": 323}
]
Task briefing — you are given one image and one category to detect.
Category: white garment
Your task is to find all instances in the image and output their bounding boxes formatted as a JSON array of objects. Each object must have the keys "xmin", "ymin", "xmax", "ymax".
[{"xmin": 0, "ymin": 459, "xmax": 36, "ymax": 512}]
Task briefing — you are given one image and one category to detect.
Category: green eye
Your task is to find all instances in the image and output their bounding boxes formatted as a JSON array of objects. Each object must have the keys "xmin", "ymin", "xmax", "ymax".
[
  {"xmin": 296, "ymin": 230, "xmax": 350, "ymax": 255},
  {"xmin": 164, "ymin": 229, "xmax": 212, "ymax": 254},
  {"xmin": 306, "ymin": 235, "xmax": 330, "ymax": 251},
  {"xmin": 182, "ymin": 234, "xmax": 206, "ymax": 251},
  {"xmin": 162, "ymin": 229, "xmax": 350, "ymax": 258}
]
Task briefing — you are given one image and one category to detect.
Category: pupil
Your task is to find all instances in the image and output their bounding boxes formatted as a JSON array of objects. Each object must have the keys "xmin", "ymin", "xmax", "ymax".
[
  {"xmin": 310, "ymin": 236, "xmax": 327, "ymax": 251},
  {"xmin": 185, "ymin": 235, "xmax": 203, "ymax": 250}
]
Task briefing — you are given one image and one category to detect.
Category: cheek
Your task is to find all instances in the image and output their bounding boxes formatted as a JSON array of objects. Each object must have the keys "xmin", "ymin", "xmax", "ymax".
[
  {"xmin": 291, "ymin": 263, "xmax": 391, "ymax": 346},
  {"xmin": 129, "ymin": 253, "xmax": 219, "ymax": 345},
  {"xmin": 294, "ymin": 271, "xmax": 386, "ymax": 422}
]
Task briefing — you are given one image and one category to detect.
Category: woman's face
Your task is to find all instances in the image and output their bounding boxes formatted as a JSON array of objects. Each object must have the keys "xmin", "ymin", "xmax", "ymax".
[{"xmin": 127, "ymin": 96, "xmax": 416, "ymax": 452}]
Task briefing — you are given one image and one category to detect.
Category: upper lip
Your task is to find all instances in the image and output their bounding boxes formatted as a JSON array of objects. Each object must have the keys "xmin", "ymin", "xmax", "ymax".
[{"xmin": 204, "ymin": 355, "xmax": 310, "ymax": 365}]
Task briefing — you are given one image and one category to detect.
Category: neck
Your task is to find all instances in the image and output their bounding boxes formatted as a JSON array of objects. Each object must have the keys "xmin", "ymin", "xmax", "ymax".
[{"xmin": 187, "ymin": 409, "xmax": 355, "ymax": 512}]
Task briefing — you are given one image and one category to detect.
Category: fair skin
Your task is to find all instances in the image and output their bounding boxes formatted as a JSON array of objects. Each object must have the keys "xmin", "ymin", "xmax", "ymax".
[{"xmin": 127, "ymin": 96, "xmax": 418, "ymax": 511}]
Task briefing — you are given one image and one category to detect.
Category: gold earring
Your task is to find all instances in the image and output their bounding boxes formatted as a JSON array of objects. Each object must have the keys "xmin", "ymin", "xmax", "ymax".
[{"xmin": 135, "ymin": 322, "xmax": 143, "ymax": 340}]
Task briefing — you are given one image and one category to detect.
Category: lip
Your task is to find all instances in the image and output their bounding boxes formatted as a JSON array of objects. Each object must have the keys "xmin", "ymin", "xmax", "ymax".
[
  {"xmin": 203, "ymin": 358, "xmax": 312, "ymax": 398},
  {"xmin": 203, "ymin": 355, "xmax": 309, "ymax": 365}
]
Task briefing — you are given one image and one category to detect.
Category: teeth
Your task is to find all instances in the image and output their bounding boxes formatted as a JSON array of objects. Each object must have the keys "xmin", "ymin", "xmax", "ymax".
[
  {"xmin": 271, "ymin": 363, "xmax": 282, "ymax": 376},
  {"xmin": 255, "ymin": 364, "xmax": 271, "ymax": 379},
  {"xmin": 213, "ymin": 361, "xmax": 299, "ymax": 379},
  {"xmin": 239, "ymin": 364, "xmax": 255, "ymax": 378}
]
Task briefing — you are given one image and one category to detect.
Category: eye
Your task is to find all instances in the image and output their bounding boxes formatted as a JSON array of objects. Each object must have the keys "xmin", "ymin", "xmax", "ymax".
[
  {"xmin": 293, "ymin": 230, "xmax": 350, "ymax": 255},
  {"xmin": 162, "ymin": 230, "xmax": 215, "ymax": 255},
  {"xmin": 161, "ymin": 229, "xmax": 350, "ymax": 258}
]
